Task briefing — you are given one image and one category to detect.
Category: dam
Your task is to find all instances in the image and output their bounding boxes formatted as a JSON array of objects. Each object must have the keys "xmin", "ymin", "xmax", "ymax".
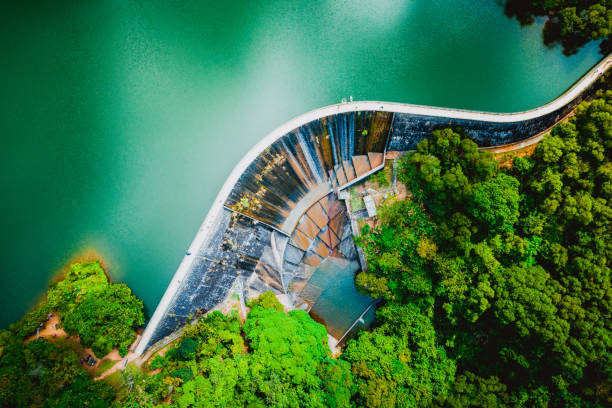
[{"xmin": 134, "ymin": 54, "xmax": 612, "ymax": 356}]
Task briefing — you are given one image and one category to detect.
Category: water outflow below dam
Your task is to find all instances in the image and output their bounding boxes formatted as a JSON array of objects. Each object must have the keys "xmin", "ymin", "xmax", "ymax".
[{"xmin": 135, "ymin": 55, "xmax": 612, "ymax": 355}]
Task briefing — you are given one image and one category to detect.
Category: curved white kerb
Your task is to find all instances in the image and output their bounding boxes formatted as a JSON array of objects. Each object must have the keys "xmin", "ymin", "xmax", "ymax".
[{"xmin": 135, "ymin": 54, "xmax": 612, "ymax": 356}]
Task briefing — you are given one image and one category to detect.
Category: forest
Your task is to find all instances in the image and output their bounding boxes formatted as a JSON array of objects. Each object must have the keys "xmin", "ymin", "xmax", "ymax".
[
  {"xmin": 1, "ymin": 96, "xmax": 610, "ymax": 407},
  {"xmin": 355, "ymin": 91, "xmax": 612, "ymax": 406},
  {"xmin": 0, "ymin": 261, "xmax": 144, "ymax": 407}
]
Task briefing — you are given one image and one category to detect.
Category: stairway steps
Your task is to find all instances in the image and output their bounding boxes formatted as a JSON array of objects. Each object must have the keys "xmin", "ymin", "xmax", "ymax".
[
  {"xmin": 351, "ymin": 155, "xmax": 372, "ymax": 178},
  {"xmin": 328, "ymin": 169, "xmax": 338, "ymax": 189},
  {"xmin": 342, "ymin": 160, "xmax": 356, "ymax": 182},
  {"xmin": 367, "ymin": 152, "xmax": 383, "ymax": 168},
  {"xmin": 335, "ymin": 165, "xmax": 347, "ymax": 186}
]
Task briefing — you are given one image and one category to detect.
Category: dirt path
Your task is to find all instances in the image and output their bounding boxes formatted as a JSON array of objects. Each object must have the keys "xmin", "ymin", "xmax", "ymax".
[
  {"xmin": 24, "ymin": 313, "xmax": 141, "ymax": 378},
  {"xmin": 94, "ymin": 351, "xmax": 135, "ymax": 380},
  {"xmin": 25, "ymin": 315, "xmax": 67, "ymax": 342},
  {"xmin": 93, "ymin": 333, "xmax": 178, "ymax": 380}
]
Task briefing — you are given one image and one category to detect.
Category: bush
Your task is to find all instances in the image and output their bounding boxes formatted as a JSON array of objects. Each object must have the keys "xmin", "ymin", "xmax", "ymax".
[
  {"xmin": 51, "ymin": 262, "xmax": 145, "ymax": 357},
  {"xmin": 176, "ymin": 338, "xmax": 198, "ymax": 361},
  {"xmin": 171, "ymin": 366, "xmax": 194, "ymax": 383},
  {"xmin": 149, "ymin": 355, "xmax": 167, "ymax": 370},
  {"xmin": 249, "ymin": 291, "xmax": 284, "ymax": 312}
]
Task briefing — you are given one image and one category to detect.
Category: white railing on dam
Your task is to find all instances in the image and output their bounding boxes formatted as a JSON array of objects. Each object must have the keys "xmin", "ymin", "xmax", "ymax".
[{"xmin": 135, "ymin": 53, "xmax": 612, "ymax": 356}]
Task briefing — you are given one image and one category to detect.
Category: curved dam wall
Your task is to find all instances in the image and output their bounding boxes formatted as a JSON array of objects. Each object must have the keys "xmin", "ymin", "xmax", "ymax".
[
  {"xmin": 224, "ymin": 110, "xmax": 391, "ymax": 232},
  {"xmin": 134, "ymin": 54, "xmax": 612, "ymax": 356}
]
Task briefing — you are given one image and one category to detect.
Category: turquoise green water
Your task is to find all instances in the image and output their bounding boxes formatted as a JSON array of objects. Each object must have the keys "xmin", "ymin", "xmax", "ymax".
[
  {"xmin": 308, "ymin": 257, "xmax": 374, "ymax": 339},
  {"xmin": 0, "ymin": 0, "xmax": 602, "ymax": 327}
]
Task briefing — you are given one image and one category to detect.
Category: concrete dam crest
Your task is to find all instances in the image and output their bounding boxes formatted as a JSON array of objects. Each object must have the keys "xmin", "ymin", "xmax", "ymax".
[{"xmin": 134, "ymin": 54, "xmax": 612, "ymax": 356}]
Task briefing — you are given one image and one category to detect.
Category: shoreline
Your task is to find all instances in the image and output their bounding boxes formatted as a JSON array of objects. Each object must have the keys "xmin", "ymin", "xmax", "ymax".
[
  {"xmin": 18, "ymin": 248, "xmax": 114, "ymax": 321},
  {"xmin": 51, "ymin": 247, "xmax": 113, "ymax": 284},
  {"xmin": 15, "ymin": 253, "xmax": 144, "ymax": 380}
]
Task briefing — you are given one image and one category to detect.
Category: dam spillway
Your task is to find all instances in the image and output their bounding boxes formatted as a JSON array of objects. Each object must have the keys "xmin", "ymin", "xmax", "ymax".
[
  {"xmin": 225, "ymin": 111, "xmax": 391, "ymax": 233},
  {"xmin": 134, "ymin": 55, "xmax": 612, "ymax": 356}
]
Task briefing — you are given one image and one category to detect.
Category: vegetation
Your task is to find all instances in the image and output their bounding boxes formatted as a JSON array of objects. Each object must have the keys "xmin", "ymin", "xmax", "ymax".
[
  {"xmin": 0, "ymin": 261, "xmax": 144, "ymax": 407},
  {"xmin": 370, "ymin": 167, "xmax": 391, "ymax": 188},
  {"xmin": 118, "ymin": 293, "xmax": 354, "ymax": 407},
  {"xmin": 355, "ymin": 199, "xmax": 434, "ymax": 302},
  {"xmin": 10, "ymin": 261, "xmax": 144, "ymax": 358},
  {"xmin": 356, "ymin": 93, "xmax": 612, "ymax": 407},
  {"xmin": 1, "ymin": 94, "xmax": 611, "ymax": 407},
  {"xmin": 342, "ymin": 303, "xmax": 455, "ymax": 407},
  {"xmin": 505, "ymin": 0, "xmax": 612, "ymax": 55},
  {"xmin": 0, "ymin": 335, "xmax": 115, "ymax": 407}
]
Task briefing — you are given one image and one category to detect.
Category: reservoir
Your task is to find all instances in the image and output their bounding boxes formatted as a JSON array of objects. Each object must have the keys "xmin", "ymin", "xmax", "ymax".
[{"xmin": 0, "ymin": 0, "xmax": 603, "ymax": 327}]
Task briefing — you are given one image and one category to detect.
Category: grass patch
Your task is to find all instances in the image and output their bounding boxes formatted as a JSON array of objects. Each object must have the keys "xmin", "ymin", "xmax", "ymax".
[
  {"xmin": 350, "ymin": 196, "xmax": 365, "ymax": 211},
  {"xmin": 102, "ymin": 362, "xmax": 141, "ymax": 390},
  {"xmin": 102, "ymin": 369, "xmax": 124, "ymax": 390},
  {"xmin": 370, "ymin": 167, "xmax": 390, "ymax": 188},
  {"xmin": 92, "ymin": 358, "xmax": 118, "ymax": 377}
]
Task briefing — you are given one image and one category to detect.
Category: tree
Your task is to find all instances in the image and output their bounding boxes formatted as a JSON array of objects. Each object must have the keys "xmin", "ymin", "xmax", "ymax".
[
  {"xmin": 510, "ymin": 94, "xmax": 612, "ymax": 386},
  {"xmin": 0, "ymin": 261, "xmax": 139, "ymax": 407},
  {"xmin": 387, "ymin": 107, "xmax": 612, "ymax": 406},
  {"xmin": 468, "ymin": 173, "xmax": 520, "ymax": 233},
  {"xmin": 248, "ymin": 290, "xmax": 284, "ymax": 312},
  {"xmin": 0, "ymin": 337, "xmax": 114, "ymax": 407},
  {"xmin": 356, "ymin": 199, "xmax": 435, "ymax": 301},
  {"xmin": 149, "ymin": 293, "xmax": 354, "ymax": 407},
  {"xmin": 243, "ymin": 306, "xmax": 340, "ymax": 407},
  {"xmin": 435, "ymin": 371, "xmax": 510, "ymax": 408},
  {"xmin": 493, "ymin": 265, "xmax": 569, "ymax": 344},
  {"xmin": 342, "ymin": 303, "xmax": 456, "ymax": 407},
  {"xmin": 60, "ymin": 282, "xmax": 144, "ymax": 357},
  {"xmin": 8, "ymin": 261, "xmax": 144, "ymax": 358}
]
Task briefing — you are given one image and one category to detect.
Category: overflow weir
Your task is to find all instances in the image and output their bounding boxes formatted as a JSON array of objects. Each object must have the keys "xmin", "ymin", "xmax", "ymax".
[{"xmin": 134, "ymin": 55, "xmax": 612, "ymax": 356}]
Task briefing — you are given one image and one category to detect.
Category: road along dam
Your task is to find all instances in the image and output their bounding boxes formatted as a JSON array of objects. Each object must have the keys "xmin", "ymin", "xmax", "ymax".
[{"xmin": 134, "ymin": 54, "xmax": 612, "ymax": 356}]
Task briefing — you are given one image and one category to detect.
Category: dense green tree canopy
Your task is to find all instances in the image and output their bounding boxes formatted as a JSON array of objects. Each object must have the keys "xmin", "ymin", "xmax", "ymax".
[
  {"xmin": 508, "ymin": 93, "xmax": 612, "ymax": 392},
  {"xmin": 435, "ymin": 371, "xmax": 511, "ymax": 408},
  {"xmin": 0, "ymin": 337, "xmax": 114, "ymax": 407},
  {"xmin": 10, "ymin": 262, "xmax": 145, "ymax": 358},
  {"xmin": 342, "ymin": 303, "xmax": 455, "ymax": 408},
  {"xmin": 357, "ymin": 95, "xmax": 611, "ymax": 407},
  {"xmin": 128, "ymin": 293, "xmax": 354, "ymax": 408},
  {"xmin": 468, "ymin": 173, "xmax": 520, "ymax": 233}
]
